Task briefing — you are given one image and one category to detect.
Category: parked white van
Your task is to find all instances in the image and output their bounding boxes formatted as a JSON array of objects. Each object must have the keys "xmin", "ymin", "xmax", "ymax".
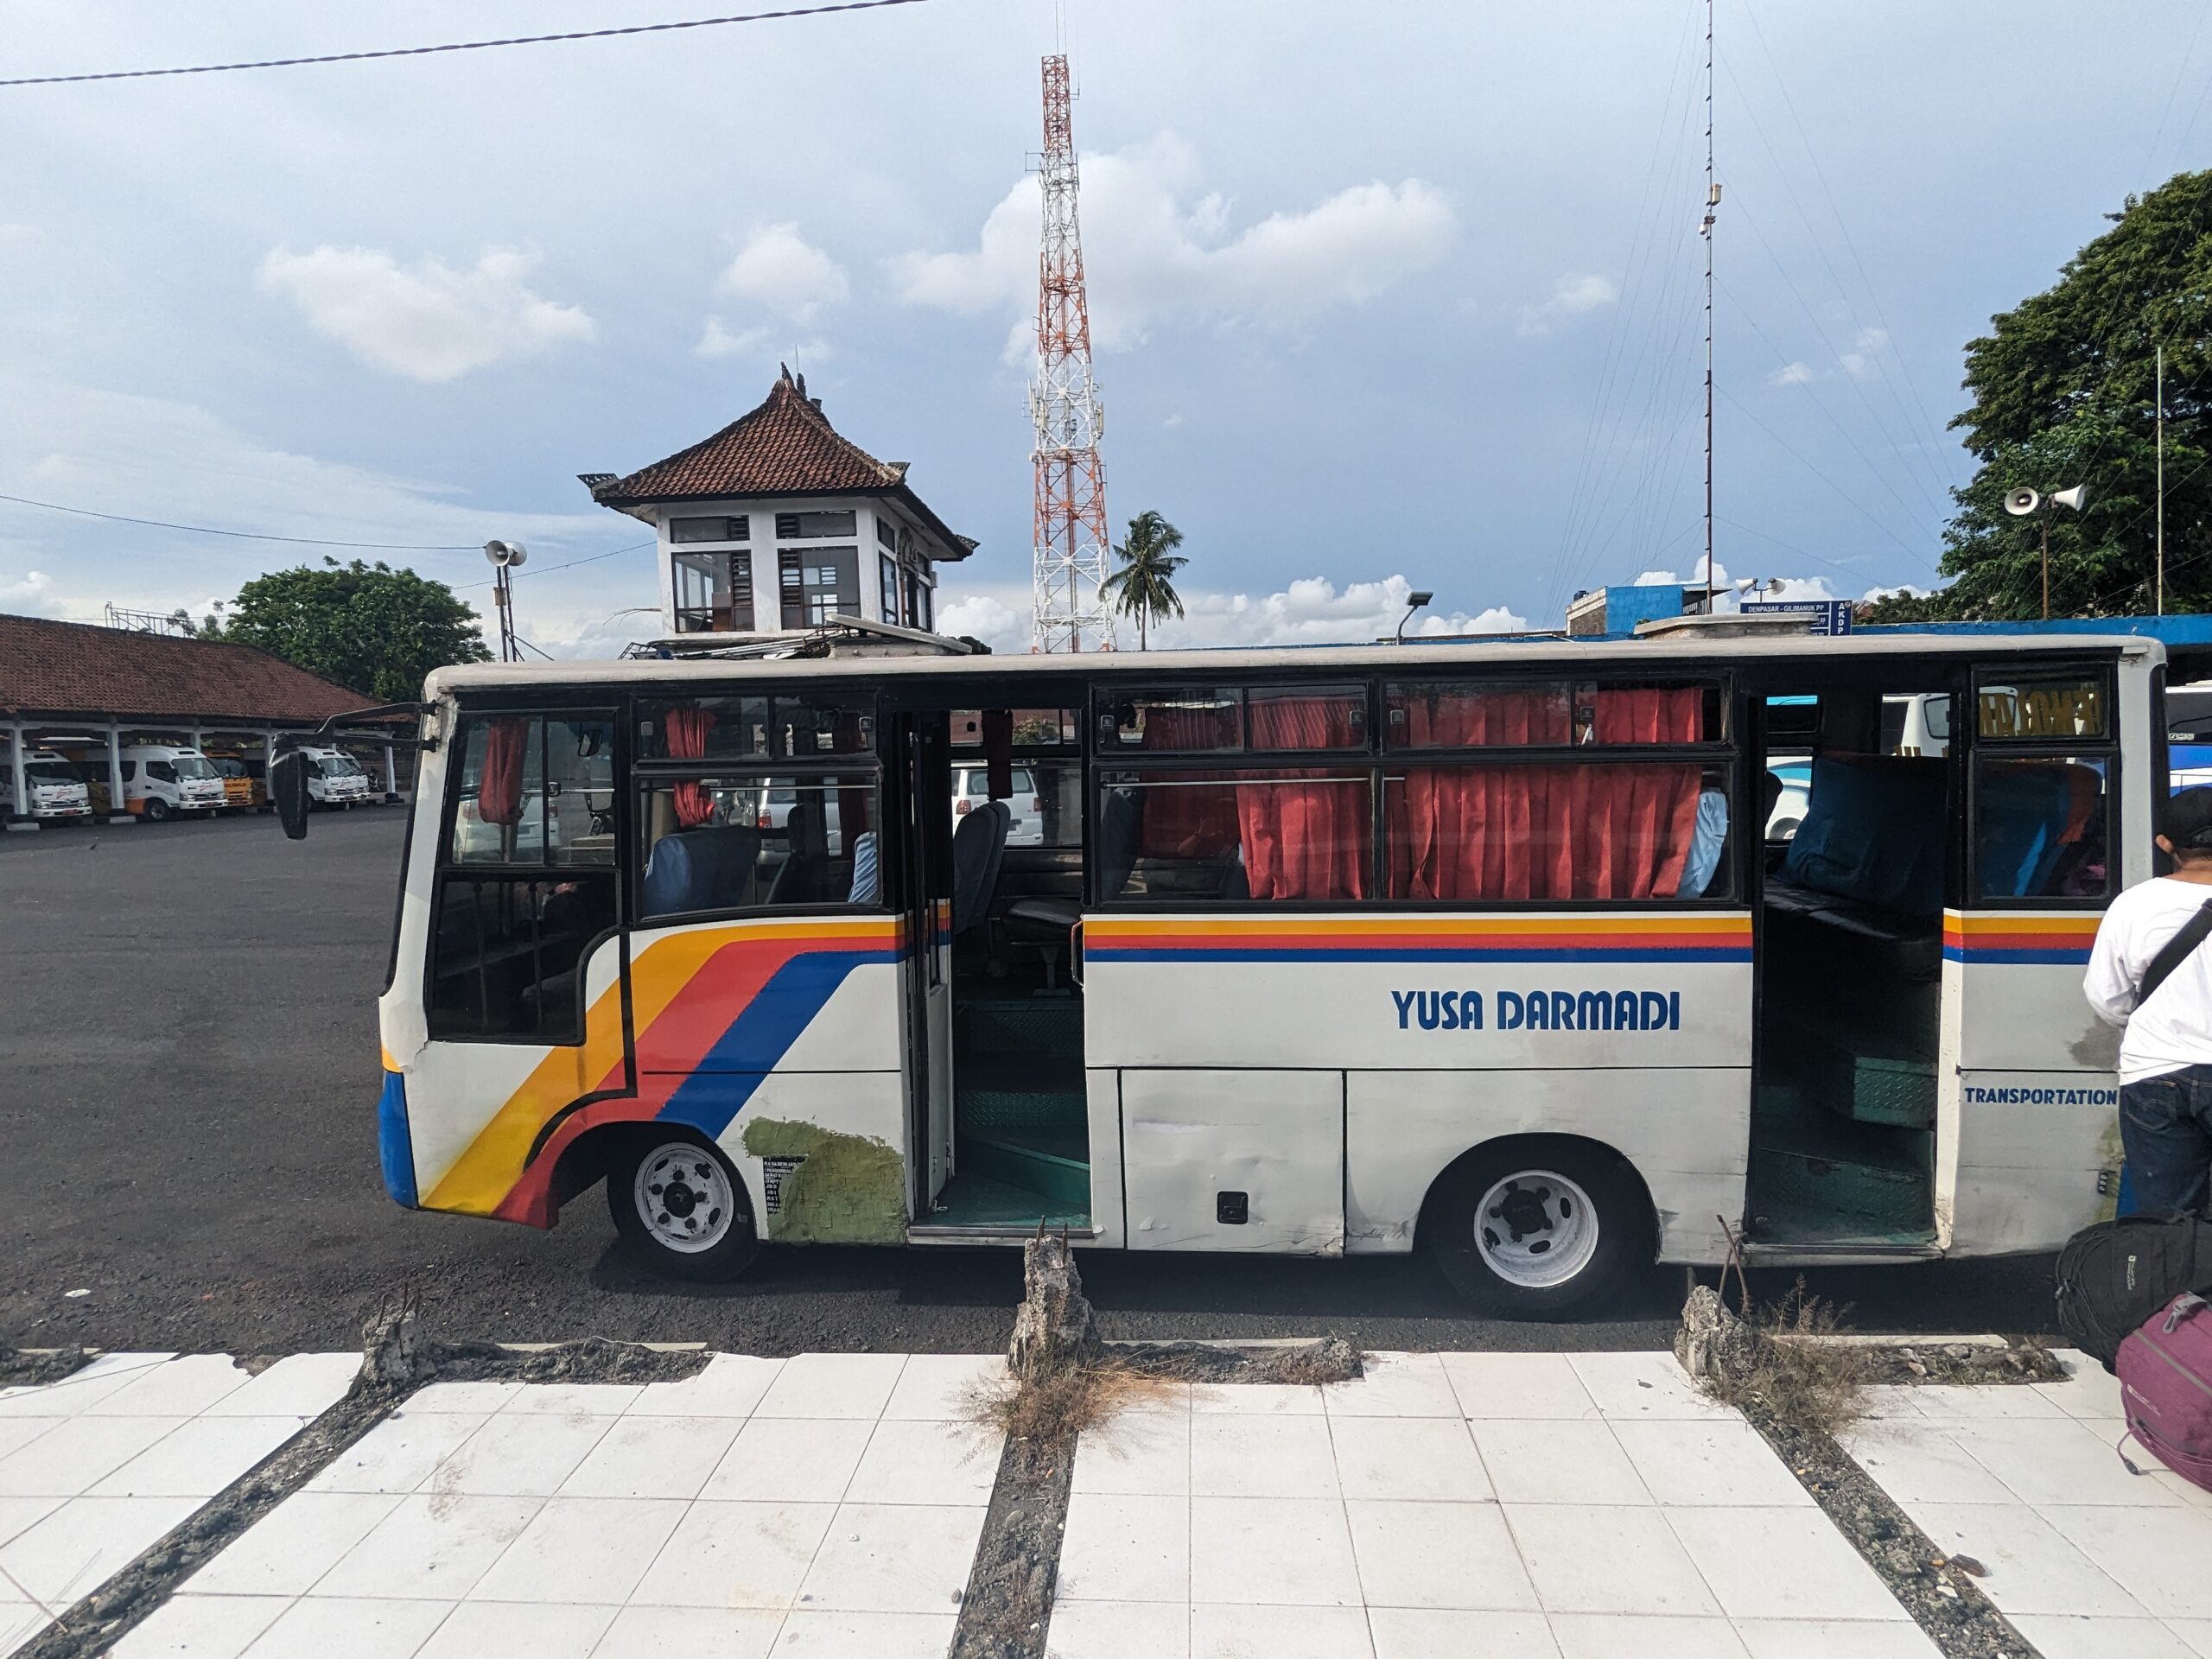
[
  {"xmin": 0, "ymin": 746, "xmax": 92, "ymax": 822},
  {"xmin": 88, "ymin": 746, "xmax": 228, "ymax": 821},
  {"xmin": 301, "ymin": 747, "xmax": 375, "ymax": 808}
]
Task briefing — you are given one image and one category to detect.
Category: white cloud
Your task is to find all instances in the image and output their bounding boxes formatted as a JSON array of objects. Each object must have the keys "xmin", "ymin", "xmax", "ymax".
[
  {"xmin": 696, "ymin": 317, "xmax": 766, "ymax": 359},
  {"xmin": 1773, "ymin": 327, "xmax": 1888, "ymax": 387},
  {"xmin": 1840, "ymin": 325, "xmax": 1887, "ymax": 381},
  {"xmin": 256, "ymin": 246, "xmax": 595, "ymax": 384},
  {"xmin": 0, "ymin": 569, "xmax": 67, "ymax": 617},
  {"xmin": 892, "ymin": 135, "xmax": 1454, "ymax": 354},
  {"xmin": 936, "ymin": 573, "xmax": 1525, "ymax": 654},
  {"xmin": 1516, "ymin": 271, "xmax": 1618, "ymax": 335},
  {"xmin": 716, "ymin": 223, "xmax": 849, "ymax": 323},
  {"xmin": 938, "ymin": 590, "xmax": 1027, "ymax": 651}
]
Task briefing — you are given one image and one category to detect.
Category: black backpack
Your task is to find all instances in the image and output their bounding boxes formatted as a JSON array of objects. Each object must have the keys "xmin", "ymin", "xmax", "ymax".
[{"xmin": 2056, "ymin": 1214, "xmax": 2212, "ymax": 1370}]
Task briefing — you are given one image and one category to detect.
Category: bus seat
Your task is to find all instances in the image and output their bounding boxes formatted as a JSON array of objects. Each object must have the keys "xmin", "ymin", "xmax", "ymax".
[
  {"xmin": 642, "ymin": 824, "xmax": 761, "ymax": 918},
  {"xmin": 952, "ymin": 800, "xmax": 1010, "ymax": 934},
  {"xmin": 848, "ymin": 830, "xmax": 880, "ymax": 904},
  {"xmin": 1095, "ymin": 785, "xmax": 1141, "ymax": 900},
  {"xmin": 1778, "ymin": 753, "xmax": 1946, "ymax": 917},
  {"xmin": 766, "ymin": 800, "xmax": 828, "ymax": 906},
  {"xmin": 1976, "ymin": 760, "xmax": 2103, "ymax": 898}
]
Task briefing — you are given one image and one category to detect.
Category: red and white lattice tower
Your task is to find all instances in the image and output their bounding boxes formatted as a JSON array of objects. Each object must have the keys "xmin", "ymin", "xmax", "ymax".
[{"xmin": 1028, "ymin": 54, "xmax": 1116, "ymax": 653}]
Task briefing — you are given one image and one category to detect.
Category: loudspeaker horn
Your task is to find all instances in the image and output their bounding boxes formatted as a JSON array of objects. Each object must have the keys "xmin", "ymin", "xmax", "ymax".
[
  {"xmin": 2003, "ymin": 487, "xmax": 2042, "ymax": 517},
  {"xmin": 2050, "ymin": 484, "xmax": 2088, "ymax": 512}
]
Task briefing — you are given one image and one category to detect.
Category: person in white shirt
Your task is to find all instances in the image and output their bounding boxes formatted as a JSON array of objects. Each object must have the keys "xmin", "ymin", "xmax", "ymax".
[{"xmin": 2083, "ymin": 787, "xmax": 2212, "ymax": 1214}]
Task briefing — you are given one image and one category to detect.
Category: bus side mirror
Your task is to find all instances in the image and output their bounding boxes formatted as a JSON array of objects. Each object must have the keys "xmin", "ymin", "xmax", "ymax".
[{"xmin": 272, "ymin": 750, "xmax": 309, "ymax": 840}]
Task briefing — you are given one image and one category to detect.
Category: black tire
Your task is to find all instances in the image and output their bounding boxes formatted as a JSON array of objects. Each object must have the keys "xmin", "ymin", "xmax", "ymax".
[
  {"xmin": 607, "ymin": 1133, "xmax": 761, "ymax": 1281},
  {"xmin": 141, "ymin": 797, "xmax": 171, "ymax": 823},
  {"xmin": 1424, "ymin": 1137, "xmax": 1654, "ymax": 1319}
]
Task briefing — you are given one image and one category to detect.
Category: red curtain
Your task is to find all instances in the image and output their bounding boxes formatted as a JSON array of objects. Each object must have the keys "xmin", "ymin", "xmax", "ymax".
[
  {"xmin": 1137, "ymin": 704, "xmax": 1239, "ymax": 857},
  {"xmin": 665, "ymin": 705, "xmax": 716, "ymax": 829},
  {"xmin": 1237, "ymin": 695, "xmax": 1369, "ymax": 900},
  {"xmin": 476, "ymin": 718, "xmax": 529, "ymax": 827},
  {"xmin": 1388, "ymin": 688, "xmax": 1702, "ymax": 900}
]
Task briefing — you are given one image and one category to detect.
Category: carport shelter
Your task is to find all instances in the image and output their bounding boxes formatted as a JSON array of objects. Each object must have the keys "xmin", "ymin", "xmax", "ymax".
[{"xmin": 0, "ymin": 613, "xmax": 405, "ymax": 826}]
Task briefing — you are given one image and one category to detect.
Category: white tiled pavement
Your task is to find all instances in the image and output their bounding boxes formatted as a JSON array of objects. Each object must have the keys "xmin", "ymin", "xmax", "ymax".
[
  {"xmin": 0, "ymin": 1351, "xmax": 359, "ymax": 1655},
  {"xmin": 114, "ymin": 1351, "xmax": 1006, "ymax": 1659},
  {"xmin": 1050, "ymin": 1350, "xmax": 1939, "ymax": 1659},
  {"xmin": 1848, "ymin": 1347, "xmax": 2212, "ymax": 1659}
]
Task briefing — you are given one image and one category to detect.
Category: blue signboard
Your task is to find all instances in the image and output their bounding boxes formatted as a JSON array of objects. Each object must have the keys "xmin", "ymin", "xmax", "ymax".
[{"xmin": 1742, "ymin": 599, "xmax": 1853, "ymax": 635}]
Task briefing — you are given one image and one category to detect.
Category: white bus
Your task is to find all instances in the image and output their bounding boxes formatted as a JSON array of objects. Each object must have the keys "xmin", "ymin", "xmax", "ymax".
[
  {"xmin": 347, "ymin": 633, "xmax": 2149, "ymax": 1314},
  {"xmin": 300, "ymin": 746, "xmax": 376, "ymax": 808}
]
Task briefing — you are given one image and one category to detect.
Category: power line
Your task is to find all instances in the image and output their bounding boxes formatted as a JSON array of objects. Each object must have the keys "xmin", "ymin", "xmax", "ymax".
[
  {"xmin": 0, "ymin": 488, "xmax": 483, "ymax": 550},
  {"xmin": 454, "ymin": 540, "xmax": 655, "ymax": 588},
  {"xmin": 0, "ymin": 0, "xmax": 925, "ymax": 88}
]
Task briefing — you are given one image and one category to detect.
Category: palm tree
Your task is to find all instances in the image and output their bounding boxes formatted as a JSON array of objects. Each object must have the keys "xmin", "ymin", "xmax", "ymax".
[{"xmin": 1101, "ymin": 510, "xmax": 1188, "ymax": 650}]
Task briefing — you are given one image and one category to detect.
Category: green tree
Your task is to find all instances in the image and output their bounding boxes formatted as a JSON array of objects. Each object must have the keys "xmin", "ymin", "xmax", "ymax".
[
  {"xmin": 213, "ymin": 557, "xmax": 491, "ymax": 701},
  {"xmin": 1101, "ymin": 510, "xmax": 1188, "ymax": 650},
  {"xmin": 1935, "ymin": 168, "xmax": 2212, "ymax": 618}
]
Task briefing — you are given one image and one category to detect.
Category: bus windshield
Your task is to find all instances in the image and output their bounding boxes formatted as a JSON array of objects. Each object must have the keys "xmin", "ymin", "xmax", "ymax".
[
  {"xmin": 172, "ymin": 754, "xmax": 219, "ymax": 781},
  {"xmin": 25, "ymin": 761, "xmax": 77, "ymax": 784}
]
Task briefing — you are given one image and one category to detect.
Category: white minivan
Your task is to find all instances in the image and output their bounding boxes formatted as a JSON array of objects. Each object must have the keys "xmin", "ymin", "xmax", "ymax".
[
  {"xmin": 90, "ymin": 746, "xmax": 229, "ymax": 821},
  {"xmin": 301, "ymin": 747, "xmax": 376, "ymax": 808},
  {"xmin": 0, "ymin": 746, "xmax": 92, "ymax": 822}
]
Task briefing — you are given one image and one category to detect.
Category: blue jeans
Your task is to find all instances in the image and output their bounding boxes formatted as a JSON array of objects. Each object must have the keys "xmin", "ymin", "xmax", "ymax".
[{"xmin": 2121, "ymin": 1064, "xmax": 2212, "ymax": 1215}]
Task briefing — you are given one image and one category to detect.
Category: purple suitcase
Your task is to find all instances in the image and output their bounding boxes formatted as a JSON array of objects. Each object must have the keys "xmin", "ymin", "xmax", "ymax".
[{"xmin": 2119, "ymin": 1292, "xmax": 2212, "ymax": 1494}]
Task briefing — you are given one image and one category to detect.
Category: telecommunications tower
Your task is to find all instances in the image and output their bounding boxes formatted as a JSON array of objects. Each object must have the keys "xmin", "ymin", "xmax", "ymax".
[{"xmin": 1028, "ymin": 53, "xmax": 1116, "ymax": 652}]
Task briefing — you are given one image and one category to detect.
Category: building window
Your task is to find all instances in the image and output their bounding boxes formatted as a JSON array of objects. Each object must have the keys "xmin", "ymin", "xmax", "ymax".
[
  {"xmin": 668, "ymin": 514, "xmax": 749, "ymax": 544},
  {"xmin": 774, "ymin": 510, "xmax": 857, "ymax": 539},
  {"xmin": 915, "ymin": 581, "xmax": 933, "ymax": 631},
  {"xmin": 776, "ymin": 546, "xmax": 857, "ymax": 626},
  {"xmin": 875, "ymin": 516, "xmax": 898, "ymax": 550},
  {"xmin": 672, "ymin": 551, "xmax": 755, "ymax": 633},
  {"xmin": 880, "ymin": 554, "xmax": 901, "ymax": 625}
]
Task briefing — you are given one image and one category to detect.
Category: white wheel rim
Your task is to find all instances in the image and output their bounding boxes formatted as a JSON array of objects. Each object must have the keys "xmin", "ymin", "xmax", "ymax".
[
  {"xmin": 632, "ymin": 1142, "xmax": 738, "ymax": 1254},
  {"xmin": 1474, "ymin": 1169, "xmax": 1600, "ymax": 1289}
]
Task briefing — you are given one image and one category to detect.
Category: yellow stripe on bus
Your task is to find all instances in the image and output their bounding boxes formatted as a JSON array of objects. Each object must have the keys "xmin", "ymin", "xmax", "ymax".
[{"xmin": 418, "ymin": 917, "xmax": 902, "ymax": 1216}]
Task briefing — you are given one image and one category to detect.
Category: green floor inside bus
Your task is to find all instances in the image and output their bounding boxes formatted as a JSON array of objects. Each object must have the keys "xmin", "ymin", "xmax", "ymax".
[
  {"xmin": 1749, "ymin": 921, "xmax": 1940, "ymax": 1245},
  {"xmin": 935, "ymin": 993, "xmax": 1092, "ymax": 1226}
]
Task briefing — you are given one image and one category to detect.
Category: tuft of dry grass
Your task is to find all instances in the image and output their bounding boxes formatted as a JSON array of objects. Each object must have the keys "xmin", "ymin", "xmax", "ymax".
[
  {"xmin": 964, "ymin": 1358, "xmax": 1176, "ymax": 1451},
  {"xmin": 1700, "ymin": 1279, "xmax": 1873, "ymax": 1441}
]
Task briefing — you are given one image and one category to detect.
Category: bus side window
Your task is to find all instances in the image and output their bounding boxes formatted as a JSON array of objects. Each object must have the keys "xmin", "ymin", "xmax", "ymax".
[
  {"xmin": 637, "ymin": 772, "xmax": 883, "ymax": 921},
  {"xmin": 1974, "ymin": 754, "xmax": 2111, "ymax": 899},
  {"xmin": 428, "ymin": 715, "xmax": 618, "ymax": 1044}
]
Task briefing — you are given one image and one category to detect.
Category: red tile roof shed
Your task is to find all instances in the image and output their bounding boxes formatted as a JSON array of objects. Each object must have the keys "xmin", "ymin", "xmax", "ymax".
[{"xmin": 0, "ymin": 613, "xmax": 375, "ymax": 726}]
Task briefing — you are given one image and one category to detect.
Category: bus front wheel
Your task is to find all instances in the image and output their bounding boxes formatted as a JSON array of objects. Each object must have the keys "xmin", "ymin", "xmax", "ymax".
[
  {"xmin": 608, "ymin": 1135, "xmax": 760, "ymax": 1281},
  {"xmin": 141, "ymin": 798, "xmax": 171, "ymax": 823},
  {"xmin": 1425, "ymin": 1139, "xmax": 1651, "ymax": 1318}
]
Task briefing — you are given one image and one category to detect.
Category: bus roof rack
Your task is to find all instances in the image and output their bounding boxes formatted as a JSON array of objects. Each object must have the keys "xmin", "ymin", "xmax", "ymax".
[{"xmin": 623, "ymin": 615, "xmax": 981, "ymax": 663}]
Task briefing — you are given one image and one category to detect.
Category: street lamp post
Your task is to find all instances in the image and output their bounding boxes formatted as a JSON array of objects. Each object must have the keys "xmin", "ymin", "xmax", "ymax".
[{"xmin": 1397, "ymin": 590, "xmax": 1433, "ymax": 643}]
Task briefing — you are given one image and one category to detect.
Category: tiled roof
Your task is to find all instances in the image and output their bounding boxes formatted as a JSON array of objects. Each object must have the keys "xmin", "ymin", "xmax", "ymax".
[
  {"xmin": 587, "ymin": 369, "xmax": 975, "ymax": 559},
  {"xmin": 0, "ymin": 613, "xmax": 377, "ymax": 724}
]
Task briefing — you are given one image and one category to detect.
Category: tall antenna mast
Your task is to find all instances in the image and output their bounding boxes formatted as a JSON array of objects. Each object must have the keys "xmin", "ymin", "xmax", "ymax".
[
  {"xmin": 1028, "ymin": 53, "xmax": 1116, "ymax": 653},
  {"xmin": 1700, "ymin": 0, "xmax": 1719, "ymax": 612}
]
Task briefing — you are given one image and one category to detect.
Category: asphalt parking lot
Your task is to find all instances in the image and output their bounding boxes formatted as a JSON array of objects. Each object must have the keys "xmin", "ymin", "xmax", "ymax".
[{"xmin": 0, "ymin": 808, "xmax": 2063, "ymax": 1357}]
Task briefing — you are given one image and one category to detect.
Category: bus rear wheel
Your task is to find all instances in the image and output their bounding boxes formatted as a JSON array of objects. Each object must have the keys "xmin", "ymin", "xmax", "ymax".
[
  {"xmin": 1425, "ymin": 1140, "xmax": 1651, "ymax": 1318},
  {"xmin": 608, "ymin": 1135, "xmax": 760, "ymax": 1281}
]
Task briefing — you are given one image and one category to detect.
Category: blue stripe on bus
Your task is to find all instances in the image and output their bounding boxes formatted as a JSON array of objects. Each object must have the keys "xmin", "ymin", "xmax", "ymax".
[
  {"xmin": 655, "ymin": 949, "xmax": 898, "ymax": 1139},
  {"xmin": 1943, "ymin": 947, "xmax": 2092, "ymax": 966},
  {"xmin": 378, "ymin": 1069, "xmax": 418, "ymax": 1210}
]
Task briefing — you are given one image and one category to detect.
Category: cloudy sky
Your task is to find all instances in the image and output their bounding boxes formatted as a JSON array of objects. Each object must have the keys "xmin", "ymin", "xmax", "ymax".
[{"xmin": 0, "ymin": 0, "xmax": 2202, "ymax": 655}]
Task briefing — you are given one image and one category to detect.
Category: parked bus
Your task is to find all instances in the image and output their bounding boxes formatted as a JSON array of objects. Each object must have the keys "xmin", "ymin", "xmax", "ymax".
[
  {"xmin": 344, "ymin": 633, "xmax": 2151, "ymax": 1313},
  {"xmin": 0, "ymin": 745, "xmax": 92, "ymax": 822}
]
